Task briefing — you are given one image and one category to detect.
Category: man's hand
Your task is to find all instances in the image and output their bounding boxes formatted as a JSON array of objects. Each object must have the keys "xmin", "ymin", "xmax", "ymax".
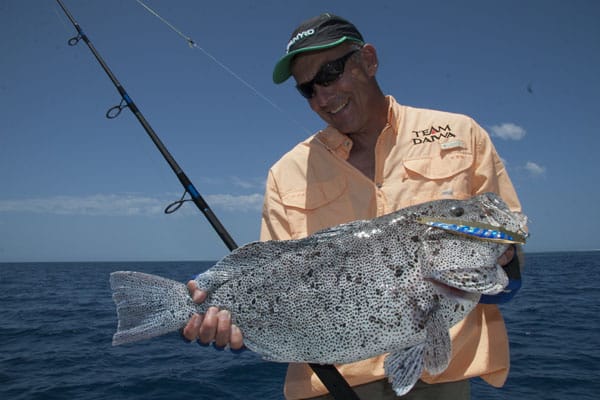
[
  {"xmin": 496, "ymin": 245, "xmax": 516, "ymax": 267},
  {"xmin": 480, "ymin": 245, "xmax": 522, "ymax": 304},
  {"xmin": 181, "ymin": 280, "xmax": 244, "ymax": 350}
]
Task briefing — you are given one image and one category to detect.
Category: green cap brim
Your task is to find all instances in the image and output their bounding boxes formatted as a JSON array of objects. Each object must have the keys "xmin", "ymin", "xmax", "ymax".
[{"xmin": 272, "ymin": 37, "xmax": 363, "ymax": 84}]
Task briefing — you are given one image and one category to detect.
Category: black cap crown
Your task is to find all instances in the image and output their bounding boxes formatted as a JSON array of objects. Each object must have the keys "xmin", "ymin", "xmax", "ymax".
[{"xmin": 273, "ymin": 13, "xmax": 364, "ymax": 84}]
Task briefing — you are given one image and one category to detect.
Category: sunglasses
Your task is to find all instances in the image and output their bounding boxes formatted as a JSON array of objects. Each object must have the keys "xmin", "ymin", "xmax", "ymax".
[{"xmin": 295, "ymin": 49, "xmax": 360, "ymax": 99}]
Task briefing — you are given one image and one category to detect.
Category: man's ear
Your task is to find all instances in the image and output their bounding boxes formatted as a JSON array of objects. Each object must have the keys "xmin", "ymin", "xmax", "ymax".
[{"xmin": 360, "ymin": 44, "xmax": 379, "ymax": 77}]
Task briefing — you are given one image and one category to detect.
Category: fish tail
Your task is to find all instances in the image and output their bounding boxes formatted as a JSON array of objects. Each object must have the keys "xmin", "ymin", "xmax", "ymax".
[{"xmin": 110, "ymin": 271, "xmax": 199, "ymax": 346}]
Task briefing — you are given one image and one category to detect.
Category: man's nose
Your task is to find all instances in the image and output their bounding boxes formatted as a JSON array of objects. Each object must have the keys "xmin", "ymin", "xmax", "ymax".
[{"xmin": 311, "ymin": 84, "xmax": 336, "ymax": 107}]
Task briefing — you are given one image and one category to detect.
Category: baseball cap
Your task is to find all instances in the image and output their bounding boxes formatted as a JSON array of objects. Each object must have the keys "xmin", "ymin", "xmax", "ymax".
[{"xmin": 272, "ymin": 13, "xmax": 364, "ymax": 84}]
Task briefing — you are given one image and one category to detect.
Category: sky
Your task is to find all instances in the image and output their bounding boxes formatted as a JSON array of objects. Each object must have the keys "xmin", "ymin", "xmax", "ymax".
[{"xmin": 1, "ymin": 0, "xmax": 599, "ymax": 262}]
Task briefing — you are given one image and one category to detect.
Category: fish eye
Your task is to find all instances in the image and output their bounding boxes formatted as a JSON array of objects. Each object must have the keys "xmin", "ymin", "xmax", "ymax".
[{"xmin": 450, "ymin": 206, "xmax": 464, "ymax": 217}]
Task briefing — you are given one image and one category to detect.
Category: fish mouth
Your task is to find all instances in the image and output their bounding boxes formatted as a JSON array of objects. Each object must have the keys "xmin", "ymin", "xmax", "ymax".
[{"xmin": 426, "ymin": 278, "xmax": 481, "ymax": 304}]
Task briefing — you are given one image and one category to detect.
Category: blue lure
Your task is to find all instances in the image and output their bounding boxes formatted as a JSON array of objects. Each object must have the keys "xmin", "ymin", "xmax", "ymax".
[{"xmin": 417, "ymin": 217, "xmax": 527, "ymax": 244}]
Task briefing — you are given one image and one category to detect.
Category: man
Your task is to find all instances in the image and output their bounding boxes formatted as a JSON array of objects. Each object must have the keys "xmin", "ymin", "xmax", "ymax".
[{"xmin": 183, "ymin": 13, "xmax": 523, "ymax": 400}]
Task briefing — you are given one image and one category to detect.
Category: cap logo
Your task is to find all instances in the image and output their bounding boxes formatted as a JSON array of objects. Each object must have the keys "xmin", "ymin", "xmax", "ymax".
[{"xmin": 286, "ymin": 29, "xmax": 315, "ymax": 53}]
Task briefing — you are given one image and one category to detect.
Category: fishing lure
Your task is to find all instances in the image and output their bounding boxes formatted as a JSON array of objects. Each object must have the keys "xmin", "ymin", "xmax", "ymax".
[{"xmin": 418, "ymin": 217, "xmax": 528, "ymax": 244}]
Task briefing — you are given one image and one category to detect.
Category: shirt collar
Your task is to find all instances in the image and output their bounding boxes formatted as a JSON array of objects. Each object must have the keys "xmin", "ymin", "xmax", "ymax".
[{"xmin": 315, "ymin": 96, "xmax": 400, "ymax": 160}]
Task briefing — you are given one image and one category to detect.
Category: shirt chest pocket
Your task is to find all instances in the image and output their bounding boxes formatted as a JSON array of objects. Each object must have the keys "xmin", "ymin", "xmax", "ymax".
[
  {"xmin": 402, "ymin": 150, "xmax": 475, "ymax": 203},
  {"xmin": 280, "ymin": 177, "xmax": 351, "ymax": 238}
]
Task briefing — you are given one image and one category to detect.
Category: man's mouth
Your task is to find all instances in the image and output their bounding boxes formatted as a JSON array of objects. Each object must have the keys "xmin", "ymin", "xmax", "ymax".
[{"xmin": 328, "ymin": 99, "xmax": 349, "ymax": 115}]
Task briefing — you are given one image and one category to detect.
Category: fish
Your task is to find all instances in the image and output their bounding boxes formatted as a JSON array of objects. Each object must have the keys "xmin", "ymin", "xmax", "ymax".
[{"xmin": 110, "ymin": 192, "xmax": 527, "ymax": 396}]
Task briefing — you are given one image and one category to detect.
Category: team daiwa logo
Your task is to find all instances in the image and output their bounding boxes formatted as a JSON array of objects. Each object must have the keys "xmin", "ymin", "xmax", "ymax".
[
  {"xmin": 286, "ymin": 29, "xmax": 315, "ymax": 53},
  {"xmin": 412, "ymin": 124, "xmax": 456, "ymax": 145}
]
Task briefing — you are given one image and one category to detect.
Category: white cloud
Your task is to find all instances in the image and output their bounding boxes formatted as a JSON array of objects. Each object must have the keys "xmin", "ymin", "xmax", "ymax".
[
  {"xmin": 0, "ymin": 194, "xmax": 162, "ymax": 216},
  {"xmin": 230, "ymin": 176, "xmax": 266, "ymax": 190},
  {"xmin": 206, "ymin": 193, "xmax": 263, "ymax": 211},
  {"xmin": 489, "ymin": 123, "xmax": 527, "ymax": 140},
  {"xmin": 524, "ymin": 161, "xmax": 546, "ymax": 177},
  {"xmin": 0, "ymin": 193, "xmax": 263, "ymax": 216}
]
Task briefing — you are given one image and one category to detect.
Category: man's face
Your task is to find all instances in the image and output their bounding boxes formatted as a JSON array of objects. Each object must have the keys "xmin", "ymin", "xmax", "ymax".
[{"xmin": 291, "ymin": 44, "xmax": 378, "ymax": 135}]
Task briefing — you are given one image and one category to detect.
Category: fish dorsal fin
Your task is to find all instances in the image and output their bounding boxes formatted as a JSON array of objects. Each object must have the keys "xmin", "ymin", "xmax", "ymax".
[
  {"xmin": 423, "ymin": 310, "xmax": 451, "ymax": 375},
  {"xmin": 384, "ymin": 344, "xmax": 425, "ymax": 396}
]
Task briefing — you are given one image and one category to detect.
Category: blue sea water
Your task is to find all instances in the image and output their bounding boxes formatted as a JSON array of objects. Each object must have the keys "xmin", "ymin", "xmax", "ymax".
[{"xmin": 1, "ymin": 252, "xmax": 599, "ymax": 399}]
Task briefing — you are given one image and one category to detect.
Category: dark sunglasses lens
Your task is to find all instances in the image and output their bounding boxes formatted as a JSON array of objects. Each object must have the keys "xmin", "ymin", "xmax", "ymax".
[
  {"xmin": 315, "ymin": 66, "xmax": 343, "ymax": 86},
  {"xmin": 296, "ymin": 66, "xmax": 342, "ymax": 99},
  {"xmin": 296, "ymin": 82, "xmax": 314, "ymax": 99},
  {"xmin": 296, "ymin": 49, "xmax": 359, "ymax": 99}
]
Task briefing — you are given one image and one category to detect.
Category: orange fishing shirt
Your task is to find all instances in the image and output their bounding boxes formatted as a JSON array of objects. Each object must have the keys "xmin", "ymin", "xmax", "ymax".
[{"xmin": 260, "ymin": 96, "xmax": 522, "ymax": 400}]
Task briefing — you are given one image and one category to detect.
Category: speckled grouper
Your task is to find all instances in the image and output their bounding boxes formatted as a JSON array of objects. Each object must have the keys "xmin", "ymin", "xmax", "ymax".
[{"xmin": 110, "ymin": 192, "xmax": 527, "ymax": 395}]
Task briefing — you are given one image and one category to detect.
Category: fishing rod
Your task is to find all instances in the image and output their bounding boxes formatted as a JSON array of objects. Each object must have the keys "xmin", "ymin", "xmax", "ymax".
[
  {"xmin": 55, "ymin": 1, "xmax": 359, "ymax": 399},
  {"xmin": 55, "ymin": 0, "xmax": 237, "ymax": 251}
]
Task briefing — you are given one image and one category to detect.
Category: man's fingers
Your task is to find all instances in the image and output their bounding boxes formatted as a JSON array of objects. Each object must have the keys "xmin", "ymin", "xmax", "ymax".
[
  {"xmin": 229, "ymin": 325, "xmax": 244, "ymax": 350},
  {"xmin": 198, "ymin": 307, "xmax": 219, "ymax": 344},
  {"xmin": 187, "ymin": 280, "xmax": 208, "ymax": 303},
  {"xmin": 182, "ymin": 313, "xmax": 203, "ymax": 341},
  {"xmin": 214, "ymin": 310, "xmax": 232, "ymax": 348},
  {"xmin": 183, "ymin": 283, "xmax": 243, "ymax": 350},
  {"xmin": 497, "ymin": 246, "xmax": 516, "ymax": 266}
]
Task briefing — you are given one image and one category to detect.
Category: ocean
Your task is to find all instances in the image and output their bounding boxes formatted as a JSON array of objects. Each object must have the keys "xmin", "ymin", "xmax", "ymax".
[{"xmin": 1, "ymin": 252, "xmax": 599, "ymax": 399}]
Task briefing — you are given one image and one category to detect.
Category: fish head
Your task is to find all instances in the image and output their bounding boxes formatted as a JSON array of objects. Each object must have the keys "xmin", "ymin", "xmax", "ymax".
[{"xmin": 415, "ymin": 193, "xmax": 528, "ymax": 299}]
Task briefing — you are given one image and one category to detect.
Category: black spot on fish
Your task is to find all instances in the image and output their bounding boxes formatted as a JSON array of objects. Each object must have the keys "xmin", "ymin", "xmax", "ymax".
[{"xmin": 450, "ymin": 206, "xmax": 464, "ymax": 217}]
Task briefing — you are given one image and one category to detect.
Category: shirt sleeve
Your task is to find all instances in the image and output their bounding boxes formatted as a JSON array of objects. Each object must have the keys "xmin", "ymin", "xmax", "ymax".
[{"xmin": 470, "ymin": 119, "xmax": 522, "ymax": 213}]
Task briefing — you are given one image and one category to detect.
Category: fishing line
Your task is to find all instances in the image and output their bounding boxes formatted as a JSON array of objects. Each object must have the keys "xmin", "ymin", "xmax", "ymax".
[{"xmin": 134, "ymin": 0, "xmax": 310, "ymax": 134}]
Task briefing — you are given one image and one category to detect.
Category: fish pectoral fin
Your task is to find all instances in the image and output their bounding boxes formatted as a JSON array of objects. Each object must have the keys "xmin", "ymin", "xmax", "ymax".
[
  {"xmin": 384, "ymin": 344, "xmax": 425, "ymax": 396},
  {"xmin": 423, "ymin": 311, "xmax": 451, "ymax": 375}
]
